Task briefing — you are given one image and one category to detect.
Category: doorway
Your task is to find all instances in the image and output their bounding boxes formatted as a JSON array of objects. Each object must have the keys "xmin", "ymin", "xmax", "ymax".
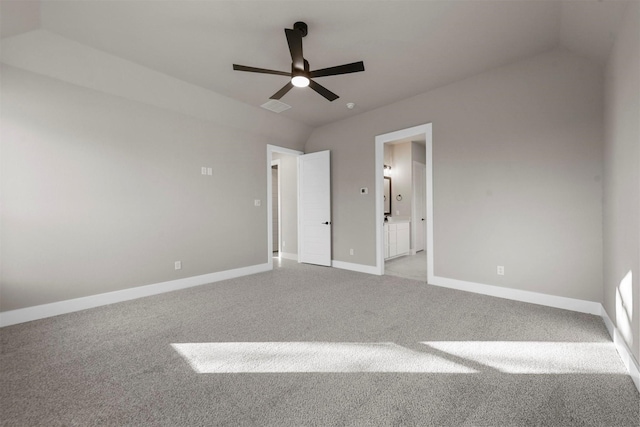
[
  {"xmin": 375, "ymin": 124, "xmax": 433, "ymax": 282},
  {"xmin": 267, "ymin": 145, "xmax": 303, "ymax": 270},
  {"xmin": 380, "ymin": 139, "xmax": 425, "ymax": 280}
]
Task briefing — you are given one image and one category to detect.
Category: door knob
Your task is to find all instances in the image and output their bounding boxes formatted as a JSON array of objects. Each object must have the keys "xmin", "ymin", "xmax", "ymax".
[{"xmin": 322, "ymin": 221, "xmax": 331, "ymax": 225}]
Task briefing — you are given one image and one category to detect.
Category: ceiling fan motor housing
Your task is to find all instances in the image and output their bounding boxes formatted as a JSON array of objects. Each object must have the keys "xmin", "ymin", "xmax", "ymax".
[{"xmin": 294, "ymin": 21, "xmax": 308, "ymax": 37}]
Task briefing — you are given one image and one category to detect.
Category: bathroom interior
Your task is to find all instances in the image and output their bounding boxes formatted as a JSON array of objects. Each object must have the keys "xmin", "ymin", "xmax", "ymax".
[{"xmin": 383, "ymin": 137, "xmax": 427, "ymax": 281}]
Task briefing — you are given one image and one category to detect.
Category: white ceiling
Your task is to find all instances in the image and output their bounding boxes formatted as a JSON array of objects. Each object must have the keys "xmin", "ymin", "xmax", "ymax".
[{"xmin": 1, "ymin": 1, "xmax": 629, "ymax": 128}]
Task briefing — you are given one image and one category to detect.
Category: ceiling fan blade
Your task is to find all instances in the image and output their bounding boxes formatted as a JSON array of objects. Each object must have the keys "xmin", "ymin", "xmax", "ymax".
[
  {"xmin": 233, "ymin": 64, "xmax": 290, "ymax": 76},
  {"xmin": 309, "ymin": 80, "xmax": 339, "ymax": 101},
  {"xmin": 285, "ymin": 28, "xmax": 304, "ymax": 70},
  {"xmin": 270, "ymin": 82, "xmax": 294, "ymax": 100},
  {"xmin": 310, "ymin": 61, "xmax": 365, "ymax": 78}
]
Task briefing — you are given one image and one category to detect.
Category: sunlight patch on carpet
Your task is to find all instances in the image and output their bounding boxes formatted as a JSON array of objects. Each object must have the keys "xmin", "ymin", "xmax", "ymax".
[
  {"xmin": 173, "ymin": 341, "xmax": 622, "ymax": 374},
  {"xmin": 422, "ymin": 341, "xmax": 623, "ymax": 374},
  {"xmin": 172, "ymin": 342, "xmax": 478, "ymax": 373}
]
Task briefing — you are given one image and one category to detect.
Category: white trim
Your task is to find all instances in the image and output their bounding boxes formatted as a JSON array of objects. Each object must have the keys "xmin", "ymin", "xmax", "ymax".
[
  {"xmin": 0, "ymin": 263, "xmax": 271, "ymax": 327},
  {"xmin": 375, "ymin": 138, "xmax": 385, "ymax": 274},
  {"xmin": 332, "ymin": 260, "xmax": 379, "ymax": 275},
  {"xmin": 266, "ymin": 144, "xmax": 304, "ymax": 157},
  {"xmin": 411, "ymin": 160, "xmax": 427, "ymax": 254},
  {"xmin": 271, "ymin": 159, "xmax": 282, "ymax": 254},
  {"xmin": 267, "ymin": 144, "xmax": 303, "ymax": 270},
  {"xmin": 280, "ymin": 252, "xmax": 298, "ymax": 261},
  {"xmin": 425, "ymin": 129, "xmax": 434, "ymax": 284},
  {"xmin": 429, "ymin": 275, "xmax": 601, "ymax": 315},
  {"xmin": 297, "ymin": 156, "xmax": 302, "ymax": 263},
  {"xmin": 601, "ymin": 307, "xmax": 640, "ymax": 393},
  {"xmin": 375, "ymin": 123, "xmax": 433, "ymax": 279}
]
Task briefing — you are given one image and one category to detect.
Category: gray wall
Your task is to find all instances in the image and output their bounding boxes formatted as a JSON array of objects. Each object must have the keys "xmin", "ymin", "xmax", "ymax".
[
  {"xmin": 272, "ymin": 152, "xmax": 299, "ymax": 257},
  {"xmin": 603, "ymin": 2, "xmax": 640, "ymax": 362},
  {"xmin": 0, "ymin": 64, "xmax": 307, "ymax": 311},
  {"xmin": 306, "ymin": 49, "xmax": 604, "ymax": 302}
]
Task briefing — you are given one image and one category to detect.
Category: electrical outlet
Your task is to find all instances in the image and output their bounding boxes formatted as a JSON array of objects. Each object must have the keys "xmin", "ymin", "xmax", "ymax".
[
  {"xmin": 350, "ymin": 248, "xmax": 354, "ymax": 255},
  {"xmin": 175, "ymin": 261, "xmax": 182, "ymax": 270},
  {"xmin": 254, "ymin": 199, "xmax": 261, "ymax": 207},
  {"xmin": 207, "ymin": 167, "xmax": 213, "ymax": 176},
  {"xmin": 497, "ymin": 266, "xmax": 504, "ymax": 275},
  {"xmin": 201, "ymin": 167, "xmax": 207, "ymax": 175}
]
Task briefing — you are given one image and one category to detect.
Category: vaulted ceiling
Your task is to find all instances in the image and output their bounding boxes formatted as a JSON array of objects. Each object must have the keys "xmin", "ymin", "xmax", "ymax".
[{"xmin": 1, "ymin": 1, "xmax": 629, "ymax": 128}]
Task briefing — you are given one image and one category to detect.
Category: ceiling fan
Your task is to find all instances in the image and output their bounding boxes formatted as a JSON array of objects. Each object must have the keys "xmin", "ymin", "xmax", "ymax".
[{"xmin": 233, "ymin": 21, "xmax": 365, "ymax": 102}]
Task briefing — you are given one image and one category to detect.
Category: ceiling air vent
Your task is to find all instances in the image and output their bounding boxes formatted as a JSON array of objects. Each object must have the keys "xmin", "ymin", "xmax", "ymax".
[{"xmin": 261, "ymin": 99, "xmax": 291, "ymax": 113}]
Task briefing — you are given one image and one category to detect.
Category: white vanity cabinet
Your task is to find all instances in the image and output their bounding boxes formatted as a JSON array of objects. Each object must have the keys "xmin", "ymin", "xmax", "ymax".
[{"xmin": 384, "ymin": 221, "xmax": 410, "ymax": 259}]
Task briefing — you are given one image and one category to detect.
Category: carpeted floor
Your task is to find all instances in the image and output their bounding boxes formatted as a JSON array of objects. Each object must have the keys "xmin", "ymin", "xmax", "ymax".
[{"xmin": 1, "ymin": 260, "xmax": 638, "ymax": 426}]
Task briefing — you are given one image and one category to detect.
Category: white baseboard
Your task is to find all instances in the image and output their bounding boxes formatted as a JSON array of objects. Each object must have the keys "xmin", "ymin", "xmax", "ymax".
[
  {"xmin": 280, "ymin": 252, "xmax": 298, "ymax": 261},
  {"xmin": 429, "ymin": 275, "xmax": 602, "ymax": 315},
  {"xmin": 600, "ymin": 307, "xmax": 640, "ymax": 393},
  {"xmin": 332, "ymin": 260, "xmax": 379, "ymax": 275},
  {"xmin": 0, "ymin": 263, "xmax": 271, "ymax": 327}
]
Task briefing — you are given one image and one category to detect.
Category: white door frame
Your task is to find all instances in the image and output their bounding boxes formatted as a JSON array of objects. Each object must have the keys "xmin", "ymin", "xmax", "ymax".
[
  {"xmin": 375, "ymin": 123, "xmax": 433, "ymax": 282},
  {"xmin": 271, "ymin": 159, "xmax": 282, "ymax": 254},
  {"xmin": 411, "ymin": 160, "xmax": 426, "ymax": 254},
  {"xmin": 267, "ymin": 144, "xmax": 303, "ymax": 270}
]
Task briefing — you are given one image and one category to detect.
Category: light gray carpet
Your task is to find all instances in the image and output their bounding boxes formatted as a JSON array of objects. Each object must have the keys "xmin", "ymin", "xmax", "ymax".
[{"xmin": 1, "ymin": 260, "xmax": 638, "ymax": 426}]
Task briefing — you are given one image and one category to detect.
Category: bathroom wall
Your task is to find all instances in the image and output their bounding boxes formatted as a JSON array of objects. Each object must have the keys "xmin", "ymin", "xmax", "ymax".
[
  {"xmin": 391, "ymin": 143, "xmax": 413, "ymax": 219},
  {"xmin": 412, "ymin": 143, "xmax": 426, "ymax": 166},
  {"xmin": 386, "ymin": 141, "xmax": 426, "ymax": 220}
]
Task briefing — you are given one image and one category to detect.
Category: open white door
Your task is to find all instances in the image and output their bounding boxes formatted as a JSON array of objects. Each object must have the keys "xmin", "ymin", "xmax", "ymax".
[{"xmin": 298, "ymin": 150, "xmax": 331, "ymax": 266}]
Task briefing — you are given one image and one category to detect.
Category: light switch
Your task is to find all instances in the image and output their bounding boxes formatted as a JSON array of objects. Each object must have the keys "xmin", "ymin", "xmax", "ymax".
[
  {"xmin": 207, "ymin": 167, "xmax": 213, "ymax": 176},
  {"xmin": 254, "ymin": 199, "xmax": 261, "ymax": 207}
]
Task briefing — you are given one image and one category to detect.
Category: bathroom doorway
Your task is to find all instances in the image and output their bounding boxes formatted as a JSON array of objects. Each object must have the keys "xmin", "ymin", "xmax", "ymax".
[
  {"xmin": 375, "ymin": 124, "xmax": 433, "ymax": 282},
  {"xmin": 381, "ymin": 138, "xmax": 426, "ymax": 280}
]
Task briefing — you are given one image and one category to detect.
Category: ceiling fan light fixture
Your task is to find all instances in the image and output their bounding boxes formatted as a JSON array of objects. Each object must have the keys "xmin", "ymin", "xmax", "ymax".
[{"xmin": 291, "ymin": 75, "xmax": 310, "ymax": 87}]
